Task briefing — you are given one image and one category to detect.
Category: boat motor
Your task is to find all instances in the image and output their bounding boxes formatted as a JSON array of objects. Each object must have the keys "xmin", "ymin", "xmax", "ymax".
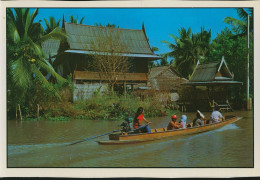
[{"xmin": 120, "ymin": 117, "xmax": 133, "ymax": 132}]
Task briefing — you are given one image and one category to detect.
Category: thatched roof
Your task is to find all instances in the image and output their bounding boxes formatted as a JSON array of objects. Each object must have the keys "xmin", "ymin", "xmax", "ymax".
[{"xmin": 148, "ymin": 66, "xmax": 188, "ymax": 91}]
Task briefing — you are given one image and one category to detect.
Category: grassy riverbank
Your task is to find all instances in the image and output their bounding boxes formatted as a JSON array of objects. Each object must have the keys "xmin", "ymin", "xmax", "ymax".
[{"xmin": 18, "ymin": 93, "xmax": 177, "ymax": 121}]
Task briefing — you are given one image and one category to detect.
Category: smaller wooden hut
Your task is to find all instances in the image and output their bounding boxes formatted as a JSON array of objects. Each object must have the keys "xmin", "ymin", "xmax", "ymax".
[
  {"xmin": 134, "ymin": 66, "xmax": 188, "ymax": 107},
  {"xmin": 182, "ymin": 57, "xmax": 242, "ymax": 111},
  {"xmin": 148, "ymin": 66, "xmax": 188, "ymax": 92}
]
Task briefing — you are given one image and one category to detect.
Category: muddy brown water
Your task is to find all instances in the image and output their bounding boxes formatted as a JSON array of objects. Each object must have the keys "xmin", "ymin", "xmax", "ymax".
[{"xmin": 7, "ymin": 111, "xmax": 253, "ymax": 167}]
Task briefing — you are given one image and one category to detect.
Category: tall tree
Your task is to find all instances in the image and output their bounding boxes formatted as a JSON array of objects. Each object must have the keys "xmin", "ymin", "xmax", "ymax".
[
  {"xmin": 224, "ymin": 8, "xmax": 253, "ymax": 36},
  {"xmin": 7, "ymin": 8, "xmax": 67, "ymax": 107},
  {"xmin": 90, "ymin": 28, "xmax": 130, "ymax": 90},
  {"xmin": 208, "ymin": 28, "xmax": 253, "ymax": 106},
  {"xmin": 43, "ymin": 16, "xmax": 61, "ymax": 34},
  {"xmin": 159, "ymin": 53, "xmax": 168, "ymax": 66},
  {"xmin": 95, "ymin": 23, "xmax": 119, "ymax": 28},
  {"xmin": 148, "ymin": 47, "xmax": 159, "ymax": 68},
  {"xmin": 162, "ymin": 27, "xmax": 211, "ymax": 78},
  {"xmin": 69, "ymin": 15, "xmax": 85, "ymax": 24}
]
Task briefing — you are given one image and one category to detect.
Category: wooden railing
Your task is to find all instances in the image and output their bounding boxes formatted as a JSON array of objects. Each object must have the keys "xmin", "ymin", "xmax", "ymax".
[{"xmin": 73, "ymin": 71, "xmax": 148, "ymax": 81}]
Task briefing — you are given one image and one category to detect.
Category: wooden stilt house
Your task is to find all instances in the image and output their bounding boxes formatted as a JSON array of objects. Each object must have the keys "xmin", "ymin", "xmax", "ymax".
[
  {"xmin": 42, "ymin": 19, "xmax": 161, "ymax": 101},
  {"xmin": 182, "ymin": 57, "xmax": 242, "ymax": 111}
]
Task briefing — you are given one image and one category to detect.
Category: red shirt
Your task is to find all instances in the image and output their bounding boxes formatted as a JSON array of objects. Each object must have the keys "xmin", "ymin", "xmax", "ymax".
[{"xmin": 134, "ymin": 114, "xmax": 144, "ymax": 129}]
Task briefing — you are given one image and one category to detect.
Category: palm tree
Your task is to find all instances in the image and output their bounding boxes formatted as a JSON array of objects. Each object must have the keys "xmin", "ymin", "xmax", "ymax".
[
  {"xmin": 7, "ymin": 8, "xmax": 67, "ymax": 104},
  {"xmin": 224, "ymin": 8, "xmax": 253, "ymax": 109},
  {"xmin": 69, "ymin": 15, "xmax": 85, "ymax": 24},
  {"xmin": 162, "ymin": 27, "xmax": 211, "ymax": 78},
  {"xmin": 43, "ymin": 16, "xmax": 61, "ymax": 34},
  {"xmin": 224, "ymin": 8, "xmax": 253, "ymax": 36}
]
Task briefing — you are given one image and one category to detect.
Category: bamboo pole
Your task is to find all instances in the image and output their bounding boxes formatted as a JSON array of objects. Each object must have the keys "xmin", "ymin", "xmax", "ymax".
[
  {"xmin": 246, "ymin": 13, "xmax": 251, "ymax": 110},
  {"xmin": 37, "ymin": 104, "xmax": 40, "ymax": 121},
  {"xmin": 18, "ymin": 104, "xmax": 22, "ymax": 121}
]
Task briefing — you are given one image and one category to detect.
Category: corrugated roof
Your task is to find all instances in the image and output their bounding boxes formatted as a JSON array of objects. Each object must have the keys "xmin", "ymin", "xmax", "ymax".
[
  {"xmin": 42, "ymin": 39, "xmax": 60, "ymax": 59},
  {"xmin": 189, "ymin": 62, "xmax": 219, "ymax": 82},
  {"xmin": 64, "ymin": 23, "xmax": 154, "ymax": 55},
  {"xmin": 65, "ymin": 49, "xmax": 161, "ymax": 59},
  {"xmin": 182, "ymin": 81, "xmax": 243, "ymax": 86}
]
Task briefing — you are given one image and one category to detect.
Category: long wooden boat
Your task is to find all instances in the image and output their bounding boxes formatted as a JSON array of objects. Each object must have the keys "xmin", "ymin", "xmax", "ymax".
[{"xmin": 97, "ymin": 116, "xmax": 242, "ymax": 145}]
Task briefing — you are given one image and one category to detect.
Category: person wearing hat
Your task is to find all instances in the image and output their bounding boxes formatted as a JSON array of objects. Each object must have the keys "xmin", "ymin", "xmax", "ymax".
[
  {"xmin": 167, "ymin": 115, "xmax": 182, "ymax": 130},
  {"xmin": 193, "ymin": 110, "xmax": 206, "ymax": 127}
]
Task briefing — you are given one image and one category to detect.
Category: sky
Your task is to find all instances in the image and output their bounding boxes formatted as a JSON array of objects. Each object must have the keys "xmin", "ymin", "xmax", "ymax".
[{"xmin": 34, "ymin": 8, "xmax": 240, "ymax": 61}]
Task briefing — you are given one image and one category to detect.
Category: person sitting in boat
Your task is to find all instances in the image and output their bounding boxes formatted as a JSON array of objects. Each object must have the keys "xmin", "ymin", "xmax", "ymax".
[
  {"xmin": 193, "ymin": 110, "xmax": 206, "ymax": 127},
  {"xmin": 167, "ymin": 115, "xmax": 182, "ymax": 130},
  {"xmin": 210, "ymin": 106, "xmax": 225, "ymax": 123},
  {"xmin": 179, "ymin": 115, "xmax": 187, "ymax": 129},
  {"xmin": 133, "ymin": 107, "xmax": 152, "ymax": 133}
]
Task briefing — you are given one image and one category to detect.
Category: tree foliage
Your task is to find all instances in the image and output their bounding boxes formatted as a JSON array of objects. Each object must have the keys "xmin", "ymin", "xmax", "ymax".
[
  {"xmin": 43, "ymin": 16, "xmax": 61, "ymax": 34},
  {"xmin": 89, "ymin": 28, "xmax": 130, "ymax": 90},
  {"xmin": 162, "ymin": 27, "xmax": 211, "ymax": 78},
  {"xmin": 69, "ymin": 15, "xmax": 85, "ymax": 24},
  {"xmin": 209, "ymin": 8, "xmax": 254, "ymax": 104},
  {"xmin": 7, "ymin": 8, "xmax": 67, "ymax": 116}
]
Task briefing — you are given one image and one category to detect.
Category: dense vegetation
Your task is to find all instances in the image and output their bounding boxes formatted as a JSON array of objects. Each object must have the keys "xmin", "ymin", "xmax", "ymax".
[
  {"xmin": 7, "ymin": 8, "xmax": 253, "ymax": 121},
  {"xmin": 162, "ymin": 8, "xmax": 253, "ymax": 105}
]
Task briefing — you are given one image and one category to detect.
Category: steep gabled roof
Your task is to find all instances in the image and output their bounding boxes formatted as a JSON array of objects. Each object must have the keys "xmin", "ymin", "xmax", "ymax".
[
  {"xmin": 189, "ymin": 57, "xmax": 233, "ymax": 82},
  {"xmin": 64, "ymin": 23, "xmax": 155, "ymax": 55},
  {"xmin": 42, "ymin": 22, "xmax": 161, "ymax": 60},
  {"xmin": 183, "ymin": 57, "xmax": 242, "ymax": 86},
  {"xmin": 189, "ymin": 62, "xmax": 219, "ymax": 82}
]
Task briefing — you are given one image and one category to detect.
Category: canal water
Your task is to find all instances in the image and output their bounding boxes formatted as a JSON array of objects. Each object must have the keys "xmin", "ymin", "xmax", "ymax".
[{"xmin": 7, "ymin": 111, "xmax": 253, "ymax": 167}]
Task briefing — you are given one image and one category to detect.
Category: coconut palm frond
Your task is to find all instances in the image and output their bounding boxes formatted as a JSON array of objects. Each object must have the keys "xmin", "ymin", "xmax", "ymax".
[
  {"xmin": 10, "ymin": 56, "xmax": 32, "ymax": 91},
  {"xmin": 235, "ymin": 8, "xmax": 249, "ymax": 22},
  {"xmin": 79, "ymin": 17, "xmax": 85, "ymax": 24},
  {"xmin": 44, "ymin": 18, "xmax": 50, "ymax": 30},
  {"xmin": 28, "ymin": 40, "xmax": 45, "ymax": 58},
  {"xmin": 7, "ymin": 20, "xmax": 21, "ymax": 43},
  {"xmin": 224, "ymin": 17, "xmax": 246, "ymax": 27},
  {"xmin": 37, "ymin": 59, "xmax": 67, "ymax": 84},
  {"xmin": 169, "ymin": 34, "xmax": 179, "ymax": 42},
  {"xmin": 31, "ymin": 64, "xmax": 61, "ymax": 99},
  {"xmin": 40, "ymin": 27, "xmax": 67, "ymax": 42}
]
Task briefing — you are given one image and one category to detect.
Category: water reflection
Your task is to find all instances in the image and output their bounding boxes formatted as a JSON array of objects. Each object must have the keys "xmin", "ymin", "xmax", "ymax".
[{"xmin": 8, "ymin": 110, "xmax": 253, "ymax": 167}]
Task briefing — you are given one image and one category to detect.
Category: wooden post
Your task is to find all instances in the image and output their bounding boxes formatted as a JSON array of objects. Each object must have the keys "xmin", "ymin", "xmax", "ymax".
[
  {"xmin": 37, "ymin": 104, "xmax": 40, "ymax": 121},
  {"xmin": 16, "ymin": 105, "xmax": 18, "ymax": 120},
  {"xmin": 18, "ymin": 104, "xmax": 22, "ymax": 121},
  {"xmin": 246, "ymin": 13, "xmax": 251, "ymax": 110},
  {"xmin": 124, "ymin": 81, "xmax": 126, "ymax": 99}
]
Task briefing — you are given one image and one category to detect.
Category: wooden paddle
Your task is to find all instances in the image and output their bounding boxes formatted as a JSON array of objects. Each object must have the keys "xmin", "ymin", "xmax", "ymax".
[
  {"xmin": 69, "ymin": 130, "xmax": 120, "ymax": 146},
  {"xmin": 68, "ymin": 123, "xmax": 151, "ymax": 146}
]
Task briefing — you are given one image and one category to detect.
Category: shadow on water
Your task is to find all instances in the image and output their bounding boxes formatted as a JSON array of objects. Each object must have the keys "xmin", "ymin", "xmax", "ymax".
[{"xmin": 7, "ymin": 111, "xmax": 253, "ymax": 167}]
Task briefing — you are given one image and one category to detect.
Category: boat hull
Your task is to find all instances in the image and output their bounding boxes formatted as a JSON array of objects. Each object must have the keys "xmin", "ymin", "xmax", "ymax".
[{"xmin": 97, "ymin": 116, "xmax": 241, "ymax": 145}]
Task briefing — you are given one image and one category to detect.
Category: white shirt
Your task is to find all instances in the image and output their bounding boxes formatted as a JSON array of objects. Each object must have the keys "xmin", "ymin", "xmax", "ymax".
[
  {"xmin": 211, "ymin": 111, "xmax": 223, "ymax": 123},
  {"xmin": 180, "ymin": 121, "xmax": 186, "ymax": 129}
]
